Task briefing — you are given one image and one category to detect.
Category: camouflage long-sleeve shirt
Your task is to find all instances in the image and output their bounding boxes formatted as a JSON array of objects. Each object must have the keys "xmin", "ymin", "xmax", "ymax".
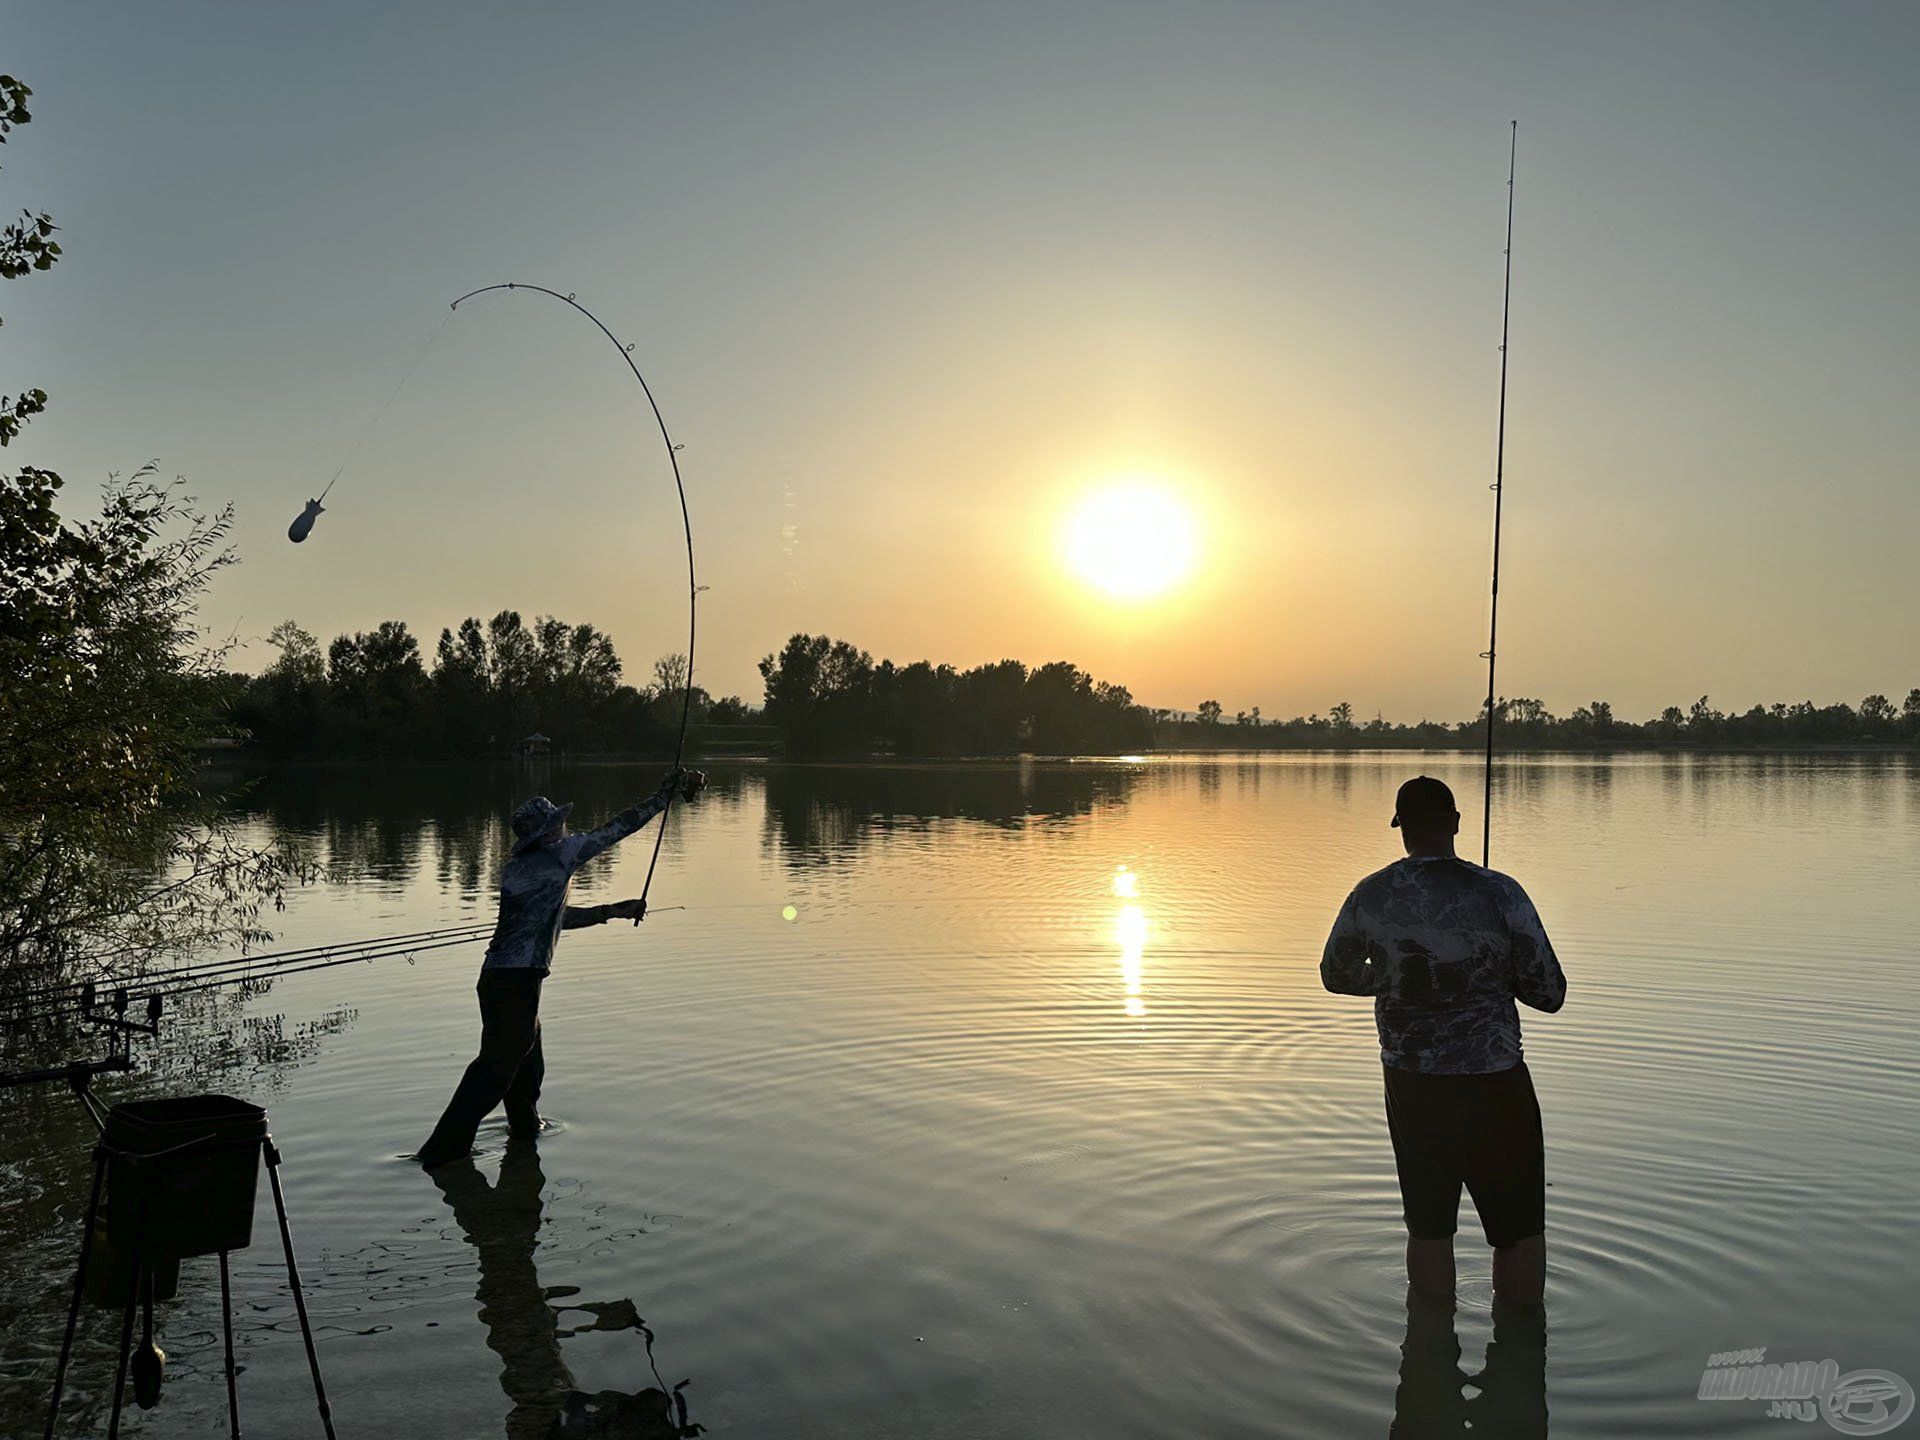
[
  {"xmin": 480, "ymin": 793, "xmax": 671, "ymax": 973},
  {"xmin": 1320, "ymin": 856, "xmax": 1566, "ymax": 1074}
]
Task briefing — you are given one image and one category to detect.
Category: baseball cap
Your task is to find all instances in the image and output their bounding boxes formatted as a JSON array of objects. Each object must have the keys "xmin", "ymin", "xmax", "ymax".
[{"xmin": 1390, "ymin": 776, "xmax": 1457, "ymax": 828}]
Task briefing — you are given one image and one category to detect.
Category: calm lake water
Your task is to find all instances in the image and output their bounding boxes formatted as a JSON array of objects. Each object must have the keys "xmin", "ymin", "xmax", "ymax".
[{"xmin": 4, "ymin": 753, "xmax": 1917, "ymax": 1438}]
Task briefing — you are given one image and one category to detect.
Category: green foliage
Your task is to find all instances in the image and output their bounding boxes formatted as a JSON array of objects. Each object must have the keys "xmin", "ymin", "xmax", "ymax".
[
  {"xmin": 757, "ymin": 634, "xmax": 1152, "ymax": 757},
  {"xmin": 0, "ymin": 75, "xmax": 302, "ymax": 997},
  {"xmin": 0, "ymin": 209, "xmax": 58, "ymax": 280},
  {"xmin": 0, "ymin": 386, "xmax": 47, "ymax": 444},
  {"xmin": 0, "ymin": 76, "xmax": 60, "ymax": 285},
  {"xmin": 756, "ymin": 639, "xmax": 1918, "ymax": 757},
  {"xmin": 1157, "ymin": 691, "xmax": 1919, "ymax": 750},
  {"xmin": 229, "ymin": 617, "xmax": 747, "ymax": 757},
  {"xmin": 0, "ymin": 466, "xmax": 307, "ymax": 992}
]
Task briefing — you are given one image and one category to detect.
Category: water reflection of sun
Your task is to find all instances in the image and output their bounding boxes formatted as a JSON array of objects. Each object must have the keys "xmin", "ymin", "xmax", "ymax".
[{"xmin": 1113, "ymin": 865, "xmax": 1147, "ymax": 1019}]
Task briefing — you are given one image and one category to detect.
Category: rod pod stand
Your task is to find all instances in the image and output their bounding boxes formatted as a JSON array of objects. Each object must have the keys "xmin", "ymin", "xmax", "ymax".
[{"xmin": 42, "ymin": 1102, "xmax": 338, "ymax": 1440}]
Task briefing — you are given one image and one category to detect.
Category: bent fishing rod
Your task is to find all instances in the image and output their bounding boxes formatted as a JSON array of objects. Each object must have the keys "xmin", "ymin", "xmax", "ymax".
[
  {"xmin": 1481, "ymin": 121, "xmax": 1517, "ymax": 867},
  {"xmin": 446, "ymin": 284, "xmax": 699, "ymax": 919}
]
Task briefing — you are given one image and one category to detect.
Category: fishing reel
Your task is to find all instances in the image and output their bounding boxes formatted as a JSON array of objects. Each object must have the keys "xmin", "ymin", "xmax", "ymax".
[
  {"xmin": 83, "ymin": 982, "xmax": 164, "ymax": 1037},
  {"xmin": 77, "ymin": 983, "xmax": 163, "ymax": 1080},
  {"xmin": 0, "ymin": 984, "xmax": 162, "ymax": 1096}
]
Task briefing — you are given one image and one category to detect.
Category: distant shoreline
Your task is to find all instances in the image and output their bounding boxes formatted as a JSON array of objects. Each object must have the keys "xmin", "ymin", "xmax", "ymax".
[{"xmin": 203, "ymin": 739, "xmax": 1916, "ymax": 769}]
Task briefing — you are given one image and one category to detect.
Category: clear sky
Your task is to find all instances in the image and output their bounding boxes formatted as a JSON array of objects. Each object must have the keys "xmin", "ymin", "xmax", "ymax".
[{"xmin": 8, "ymin": 2, "xmax": 1917, "ymax": 720}]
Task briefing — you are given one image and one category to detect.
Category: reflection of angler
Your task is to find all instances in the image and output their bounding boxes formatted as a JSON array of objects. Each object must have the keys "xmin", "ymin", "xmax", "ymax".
[
  {"xmin": 1391, "ymin": 1292, "xmax": 1547, "ymax": 1439},
  {"xmin": 431, "ymin": 1141, "xmax": 702, "ymax": 1439}
]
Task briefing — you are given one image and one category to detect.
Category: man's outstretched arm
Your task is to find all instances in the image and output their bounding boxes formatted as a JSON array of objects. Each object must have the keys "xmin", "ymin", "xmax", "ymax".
[
  {"xmin": 566, "ymin": 771, "xmax": 705, "ymax": 867},
  {"xmin": 1504, "ymin": 883, "xmax": 1567, "ymax": 1013},
  {"xmin": 561, "ymin": 898, "xmax": 647, "ymax": 928},
  {"xmin": 1320, "ymin": 891, "xmax": 1384, "ymax": 995}
]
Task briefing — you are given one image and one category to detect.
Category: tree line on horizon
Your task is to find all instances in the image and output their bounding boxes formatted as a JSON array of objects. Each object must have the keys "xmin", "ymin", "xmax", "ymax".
[
  {"xmin": 1177, "ymin": 691, "xmax": 1920, "ymax": 750},
  {"xmin": 224, "ymin": 613, "xmax": 754, "ymax": 757},
  {"xmin": 759, "ymin": 635, "xmax": 1920, "ymax": 756},
  {"xmin": 219, "ymin": 619, "xmax": 1920, "ymax": 759},
  {"xmin": 757, "ymin": 634, "xmax": 1152, "ymax": 756}
]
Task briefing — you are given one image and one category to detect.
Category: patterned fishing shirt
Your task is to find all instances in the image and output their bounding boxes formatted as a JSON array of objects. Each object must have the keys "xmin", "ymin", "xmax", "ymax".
[
  {"xmin": 481, "ymin": 793, "xmax": 671, "ymax": 973},
  {"xmin": 1321, "ymin": 856, "xmax": 1566, "ymax": 1075}
]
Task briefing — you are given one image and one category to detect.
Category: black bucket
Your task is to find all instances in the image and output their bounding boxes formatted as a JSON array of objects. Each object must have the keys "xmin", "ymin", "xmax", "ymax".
[
  {"xmin": 103, "ymin": 1095, "xmax": 268, "ymax": 1260},
  {"xmin": 82, "ymin": 1210, "xmax": 181, "ymax": 1308}
]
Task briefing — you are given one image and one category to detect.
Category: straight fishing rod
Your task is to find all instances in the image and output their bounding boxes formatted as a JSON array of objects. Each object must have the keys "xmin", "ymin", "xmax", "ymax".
[
  {"xmin": 2, "ymin": 943, "xmax": 487, "ymax": 1028},
  {"xmin": 0, "ymin": 922, "xmax": 496, "ymax": 1017},
  {"xmin": 1481, "ymin": 121, "xmax": 1517, "ymax": 868},
  {"xmin": 144, "ymin": 932, "xmax": 487, "ymax": 1001},
  {"xmin": 9, "ymin": 877, "xmax": 1211, "ymax": 1016}
]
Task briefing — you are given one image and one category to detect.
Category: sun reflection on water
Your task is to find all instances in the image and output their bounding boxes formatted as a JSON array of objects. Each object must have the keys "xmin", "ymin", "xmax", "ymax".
[{"xmin": 1112, "ymin": 865, "xmax": 1147, "ymax": 1018}]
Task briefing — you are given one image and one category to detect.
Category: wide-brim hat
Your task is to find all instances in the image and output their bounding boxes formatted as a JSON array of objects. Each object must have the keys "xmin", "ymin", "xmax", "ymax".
[{"xmin": 511, "ymin": 796, "xmax": 574, "ymax": 853}]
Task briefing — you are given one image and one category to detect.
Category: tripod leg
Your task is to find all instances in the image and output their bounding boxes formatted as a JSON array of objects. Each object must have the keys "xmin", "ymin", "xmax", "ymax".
[
  {"xmin": 105, "ymin": 1258, "xmax": 139, "ymax": 1440},
  {"xmin": 265, "ymin": 1141, "xmax": 336, "ymax": 1440},
  {"xmin": 221, "ymin": 1250, "xmax": 241, "ymax": 1438},
  {"xmin": 43, "ymin": 1146, "xmax": 107, "ymax": 1440}
]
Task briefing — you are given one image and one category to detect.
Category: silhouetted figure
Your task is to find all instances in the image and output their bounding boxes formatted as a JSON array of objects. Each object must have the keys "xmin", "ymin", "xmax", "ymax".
[
  {"xmin": 430, "ymin": 1141, "xmax": 701, "ymax": 1438},
  {"xmin": 1391, "ymin": 1290, "xmax": 1548, "ymax": 1439},
  {"xmin": 418, "ymin": 770, "xmax": 706, "ymax": 1166},
  {"xmin": 1320, "ymin": 776, "xmax": 1566, "ymax": 1304}
]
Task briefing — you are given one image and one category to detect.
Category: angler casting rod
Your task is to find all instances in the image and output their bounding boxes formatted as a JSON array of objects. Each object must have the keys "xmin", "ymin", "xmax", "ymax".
[
  {"xmin": 1481, "ymin": 122, "xmax": 1517, "ymax": 868},
  {"xmin": 447, "ymin": 284, "xmax": 700, "ymax": 917}
]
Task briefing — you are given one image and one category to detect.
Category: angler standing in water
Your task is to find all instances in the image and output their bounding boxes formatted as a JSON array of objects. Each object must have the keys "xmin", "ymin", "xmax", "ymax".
[
  {"xmin": 1320, "ymin": 776, "xmax": 1566, "ymax": 1303},
  {"xmin": 418, "ymin": 769, "xmax": 706, "ymax": 1167}
]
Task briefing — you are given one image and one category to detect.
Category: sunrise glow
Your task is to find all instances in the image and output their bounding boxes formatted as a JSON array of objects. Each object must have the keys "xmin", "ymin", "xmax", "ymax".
[{"xmin": 1064, "ymin": 483, "xmax": 1198, "ymax": 601}]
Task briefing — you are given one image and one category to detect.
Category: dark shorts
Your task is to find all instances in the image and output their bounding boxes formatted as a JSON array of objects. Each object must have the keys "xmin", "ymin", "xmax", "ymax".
[{"xmin": 1383, "ymin": 1060, "xmax": 1544, "ymax": 1248}]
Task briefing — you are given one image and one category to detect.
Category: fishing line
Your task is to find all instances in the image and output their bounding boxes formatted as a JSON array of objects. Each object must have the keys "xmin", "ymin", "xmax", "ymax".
[
  {"xmin": 315, "ymin": 309, "xmax": 453, "ymax": 506},
  {"xmin": 446, "ymin": 284, "xmax": 698, "ymax": 921}
]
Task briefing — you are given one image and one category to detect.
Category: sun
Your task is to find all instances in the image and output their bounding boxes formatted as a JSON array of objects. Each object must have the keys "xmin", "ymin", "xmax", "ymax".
[{"xmin": 1064, "ymin": 482, "xmax": 1198, "ymax": 600}]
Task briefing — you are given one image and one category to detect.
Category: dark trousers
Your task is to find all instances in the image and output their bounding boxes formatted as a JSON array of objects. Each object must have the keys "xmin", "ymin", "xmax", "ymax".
[
  {"xmin": 1383, "ymin": 1060, "xmax": 1545, "ymax": 1247},
  {"xmin": 419, "ymin": 969, "xmax": 546, "ymax": 1163}
]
